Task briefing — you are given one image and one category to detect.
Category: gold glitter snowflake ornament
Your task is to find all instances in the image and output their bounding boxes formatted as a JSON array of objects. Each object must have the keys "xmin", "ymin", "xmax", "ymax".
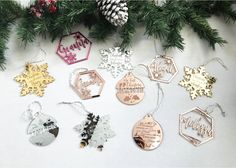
[
  {"xmin": 14, "ymin": 63, "xmax": 55, "ymax": 97},
  {"xmin": 179, "ymin": 66, "xmax": 216, "ymax": 100}
]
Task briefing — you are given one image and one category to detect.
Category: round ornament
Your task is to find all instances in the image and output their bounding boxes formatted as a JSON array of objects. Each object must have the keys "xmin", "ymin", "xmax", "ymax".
[
  {"xmin": 132, "ymin": 114, "xmax": 163, "ymax": 150},
  {"xmin": 27, "ymin": 113, "xmax": 59, "ymax": 146},
  {"xmin": 116, "ymin": 72, "xmax": 145, "ymax": 105}
]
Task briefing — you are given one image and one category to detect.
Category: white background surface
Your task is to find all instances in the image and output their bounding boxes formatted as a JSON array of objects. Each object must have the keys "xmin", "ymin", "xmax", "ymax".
[{"xmin": 0, "ymin": 1, "xmax": 236, "ymax": 168}]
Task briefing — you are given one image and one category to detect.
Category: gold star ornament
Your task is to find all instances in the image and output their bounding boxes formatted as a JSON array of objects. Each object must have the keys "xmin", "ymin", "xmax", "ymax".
[
  {"xmin": 179, "ymin": 66, "xmax": 216, "ymax": 100},
  {"xmin": 14, "ymin": 63, "xmax": 55, "ymax": 97}
]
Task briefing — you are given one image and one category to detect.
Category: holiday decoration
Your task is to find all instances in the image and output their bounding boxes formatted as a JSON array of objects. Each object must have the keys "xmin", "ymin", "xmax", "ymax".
[
  {"xmin": 133, "ymin": 114, "xmax": 163, "ymax": 150},
  {"xmin": 70, "ymin": 69, "xmax": 105, "ymax": 100},
  {"xmin": 116, "ymin": 72, "xmax": 144, "ymax": 105},
  {"xmin": 14, "ymin": 63, "xmax": 55, "ymax": 97},
  {"xmin": 74, "ymin": 113, "xmax": 115, "ymax": 151},
  {"xmin": 29, "ymin": 0, "xmax": 58, "ymax": 18},
  {"xmin": 99, "ymin": 47, "xmax": 133, "ymax": 78},
  {"xmin": 1, "ymin": 1, "xmax": 236, "ymax": 69},
  {"xmin": 23, "ymin": 101, "xmax": 59, "ymax": 146},
  {"xmin": 179, "ymin": 107, "xmax": 214, "ymax": 146},
  {"xmin": 179, "ymin": 66, "xmax": 216, "ymax": 100},
  {"xmin": 56, "ymin": 31, "xmax": 92, "ymax": 65},
  {"xmin": 148, "ymin": 55, "xmax": 178, "ymax": 83},
  {"xmin": 96, "ymin": 0, "xmax": 128, "ymax": 26},
  {"xmin": 132, "ymin": 83, "xmax": 164, "ymax": 150}
]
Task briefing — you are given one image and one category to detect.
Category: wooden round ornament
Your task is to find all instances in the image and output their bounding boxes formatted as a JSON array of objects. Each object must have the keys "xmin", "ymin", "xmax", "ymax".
[
  {"xmin": 116, "ymin": 72, "xmax": 145, "ymax": 105},
  {"xmin": 132, "ymin": 114, "xmax": 163, "ymax": 150}
]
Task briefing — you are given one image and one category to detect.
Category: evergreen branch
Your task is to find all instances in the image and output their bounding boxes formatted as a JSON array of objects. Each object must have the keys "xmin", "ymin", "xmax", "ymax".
[{"xmin": 187, "ymin": 11, "xmax": 227, "ymax": 50}]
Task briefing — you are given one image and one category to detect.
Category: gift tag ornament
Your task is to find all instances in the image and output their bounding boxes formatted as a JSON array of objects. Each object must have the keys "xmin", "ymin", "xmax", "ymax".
[
  {"xmin": 23, "ymin": 101, "xmax": 59, "ymax": 146},
  {"xmin": 56, "ymin": 31, "xmax": 92, "ymax": 65},
  {"xmin": 14, "ymin": 63, "xmax": 55, "ymax": 97},
  {"xmin": 133, "ymin": 114, "xmax": 163, "ymax": 150},
  {"xmin": 179, "ymin": 57, "xmax": 227, "ymax": 100},
  {"xmin": 59, "ymin": 101, "xmax": 115, "ymax": 151},
  {"xmin": 116, "ymin": 72, "xmax": 145, "ymax": 105},
  {"xmin": 132, "ymin": 83, "xmax": 164, "ymax": 150},
  {"xmin": 148, "ymin": 55, "xmax": 178, "ymax": 83},
  {"xmin": 70, "ymin": 69, "xmax": 105, "ymax": 100},
  {"xmin": 99, "ymin": 47, "xmax": 133, "ymax": 78},
  {"xmin": 179, "ymin": 103, "xmax": 225, "ymax": 146}
]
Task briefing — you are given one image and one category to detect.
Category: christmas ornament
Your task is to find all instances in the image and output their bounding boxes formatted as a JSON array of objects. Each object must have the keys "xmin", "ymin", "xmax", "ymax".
[
  {"xmin": 147, "ymin": 55, "xmax": 178, "ymax": 83},
  {"xmin": 96, "ymin": 0, "xmax": 128, "ymax": 26},
  {"xmin": 70, "ymin": 68, "xmax": 105, "ymax": 100},
  {"xmin": 179, "ymin": 57, "xmax": 227, "ymax": 100},
  {"xmin": 99, "ymin": 47, "xmax": 133, "ymax": 78},
  {"xmin": 116, "ymin": 72, "xmax": 144, "ymax": 105},
  {"xmin": 56, "ymin": 31, "xmax": 92, "ymax": 65},
  {"xmin": 30, "ymin": 0, "xmax": 58, "ymax": 18},
  {"xmin": 59, "ymin": 101, "xmax": 115, "ymax": 151},
  {"xmin": 22, "ymin": 101, "xmax": 59, "ymax": 146},
  {"xmin": 14, "ymin": 63, "xmax": 55, "ymax": 97},
  {"xmin": 179, "ymin": 103, "xmax": 225, "ymax": 146},
  {"xmin": 179, "ymin": 66, "xmax": 216, "ymax": 100},
  {"xmin": 132, "ymin": 83, "xmax": 164, "ymax": 150}
]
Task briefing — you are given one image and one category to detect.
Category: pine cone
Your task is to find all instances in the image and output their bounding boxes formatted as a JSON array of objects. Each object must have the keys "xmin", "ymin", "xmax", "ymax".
[{"xmin": 96, "ymin": 0, "xmax": 128, "ymax": 26}]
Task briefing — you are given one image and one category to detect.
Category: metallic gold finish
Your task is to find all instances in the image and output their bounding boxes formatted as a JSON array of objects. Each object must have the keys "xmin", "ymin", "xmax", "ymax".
[
  {"xmin": 132, "ymin": 114, "xmax": 163, "ymax": 150},
  {"xmin": 116, "ymin": 72, "xmax": 145, "ymax": 105},
  {"xmin": 179, "ymin": 66, "xmax": 216, "ymax": 99},
  {"xmin": 14, "ymin": 63, "xmax": 55, "ymax": 97}
]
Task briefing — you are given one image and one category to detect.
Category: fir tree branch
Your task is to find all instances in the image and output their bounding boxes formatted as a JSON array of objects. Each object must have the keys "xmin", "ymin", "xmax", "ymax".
[{"xmin": 187, "ymin": 11, "xmax": 227, "ymax": 50}]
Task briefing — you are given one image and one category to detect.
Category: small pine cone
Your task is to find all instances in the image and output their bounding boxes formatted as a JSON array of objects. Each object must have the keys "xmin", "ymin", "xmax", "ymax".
[{"xmin": 96, "ymin": 0, "xmax": 128, "ymax": 26}]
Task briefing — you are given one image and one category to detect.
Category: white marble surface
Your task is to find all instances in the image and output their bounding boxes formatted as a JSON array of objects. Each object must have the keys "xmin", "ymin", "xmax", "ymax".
[{"xmin": 0, "ymin": 1, "xmax": 236, "ymax": 168}]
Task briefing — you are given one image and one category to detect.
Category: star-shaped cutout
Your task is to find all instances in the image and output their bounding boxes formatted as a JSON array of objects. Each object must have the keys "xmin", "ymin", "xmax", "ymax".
[
  {"xmin": 98, "ymin": 47, "xmax": 133, "ymax": 78},
  {"xmin": 14, "ymin": 63, "xmax": 55, "ymax": 97},
  {"xmin": 179, "ymin": 66, "xmax": 216, "ymax": 100}
]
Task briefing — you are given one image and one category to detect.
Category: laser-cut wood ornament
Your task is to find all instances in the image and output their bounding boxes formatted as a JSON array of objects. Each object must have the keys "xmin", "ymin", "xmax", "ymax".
[
  {"xmin": 179, "ymin": 66, "xmax": 216, "ymax": 100},
  {"xmin": 116, "ymin": 72, "xmax": 145, "ymax": 105},
  {"xmin": 14, "ymin": 63, "xmax": 55, "ymax": 97}
]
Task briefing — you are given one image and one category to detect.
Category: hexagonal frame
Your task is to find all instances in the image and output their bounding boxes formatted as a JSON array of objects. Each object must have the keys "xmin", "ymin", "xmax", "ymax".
[
  {"xmin": 179, "ymin": 107, "xmax": 214, "ymax": 146},
  {"xmin": 147, "ymin": 56, "xmax": 178, "ymax": 83},
  {"xmin": 71, "ymin": 70, "xmax": 105, "ymax": 100},
  {"xmin": 56, "ymin": 31, "xmax": 92, "ymax": 65}
]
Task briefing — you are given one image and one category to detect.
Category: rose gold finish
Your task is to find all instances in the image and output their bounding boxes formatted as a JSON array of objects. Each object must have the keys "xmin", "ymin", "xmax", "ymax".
[
  {"xmin": 116, "ymin": 72, "xmax": 145, "ymax": 105},
  {"xmin": 133, "ymin": 114, "xmax": 163, "ymax": 150},
  {"xmin": 179, "ymin": 107, "xmax": 214, "ymax": 146},
  {"xmin": 147, "ymin": 56, "xmax": 178, "ymax": 83},
  {"xmin": 73, "ymin": 70, "xmax": 105, "ymax": 100}
]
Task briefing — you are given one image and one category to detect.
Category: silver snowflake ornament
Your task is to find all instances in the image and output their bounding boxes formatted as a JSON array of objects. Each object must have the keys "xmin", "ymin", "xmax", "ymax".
[
  {"xmin": 98, "ymin": 47, "xmax": 133, "ymax": 78},
  {"xmin": 74, "ymin": 113, "xmax": 115, "ymax": 151}
]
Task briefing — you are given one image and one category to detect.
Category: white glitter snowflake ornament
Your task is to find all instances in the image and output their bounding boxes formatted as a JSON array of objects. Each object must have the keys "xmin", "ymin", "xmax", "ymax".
[
  {"xmin": 74, "ymin": 113, "xmax": 115, "ymax": 151},
  {"xmin": 98, "ymin": 47, "xmax": 133, "ymax": 78}
]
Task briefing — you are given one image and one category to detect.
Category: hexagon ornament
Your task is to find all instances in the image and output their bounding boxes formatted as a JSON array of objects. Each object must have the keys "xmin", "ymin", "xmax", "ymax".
[
  {"xmin": 147, "ymin": 55, "xmax": 178, "ymax": 83},
  {"xmin": 70, "ymin": 69, "xmax": 105, "ymax": 100},
  {"xmin": 179, "ymin": 107, "xmax": 214, "ymax": 146},
  {"xmin": 56, "ymin": 31, "xmax": 92, "ymax": 65}
]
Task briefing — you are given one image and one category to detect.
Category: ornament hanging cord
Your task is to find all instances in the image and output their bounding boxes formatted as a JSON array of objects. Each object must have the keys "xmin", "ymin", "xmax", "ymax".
[
  {"xmin": 205, "ymin": 103, "xmax": 226, "ymax": 117},
  {"xmin": 22, "ymin": 101, "xmax": 42, "ymax": 121},
  {"xmin": 204, "ymin": 57, "xmax": 228, "ymax": 70},
  {"xmin": 58, "ymin": 101, "xmax": 90, "ymax": 115},
  {"xmin": 151, "ymin": 83, "xmax": 164, "ymax": 116}
]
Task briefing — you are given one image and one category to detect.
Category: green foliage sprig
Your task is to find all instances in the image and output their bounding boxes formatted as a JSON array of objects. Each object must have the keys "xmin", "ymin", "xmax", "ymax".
[{"xmin": 0, "ymin": 0, "xmax": 236, "ymax": 70}]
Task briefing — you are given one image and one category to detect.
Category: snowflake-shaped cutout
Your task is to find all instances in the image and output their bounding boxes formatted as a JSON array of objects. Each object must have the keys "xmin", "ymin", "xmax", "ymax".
[
  {"xmin": 14, "ymin": 63, "xmax": 55, "ymax": 97},
  {"xmin": 179, "ymin": 66, "xmax": 216, "ymax": 100},
  {"xmin": 74, "ymin": 113, "xmax": 115, "ymax": 151},
  {"xmin": 98, "ymin": 47, "xmax": 133, "ymax": 78}
]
